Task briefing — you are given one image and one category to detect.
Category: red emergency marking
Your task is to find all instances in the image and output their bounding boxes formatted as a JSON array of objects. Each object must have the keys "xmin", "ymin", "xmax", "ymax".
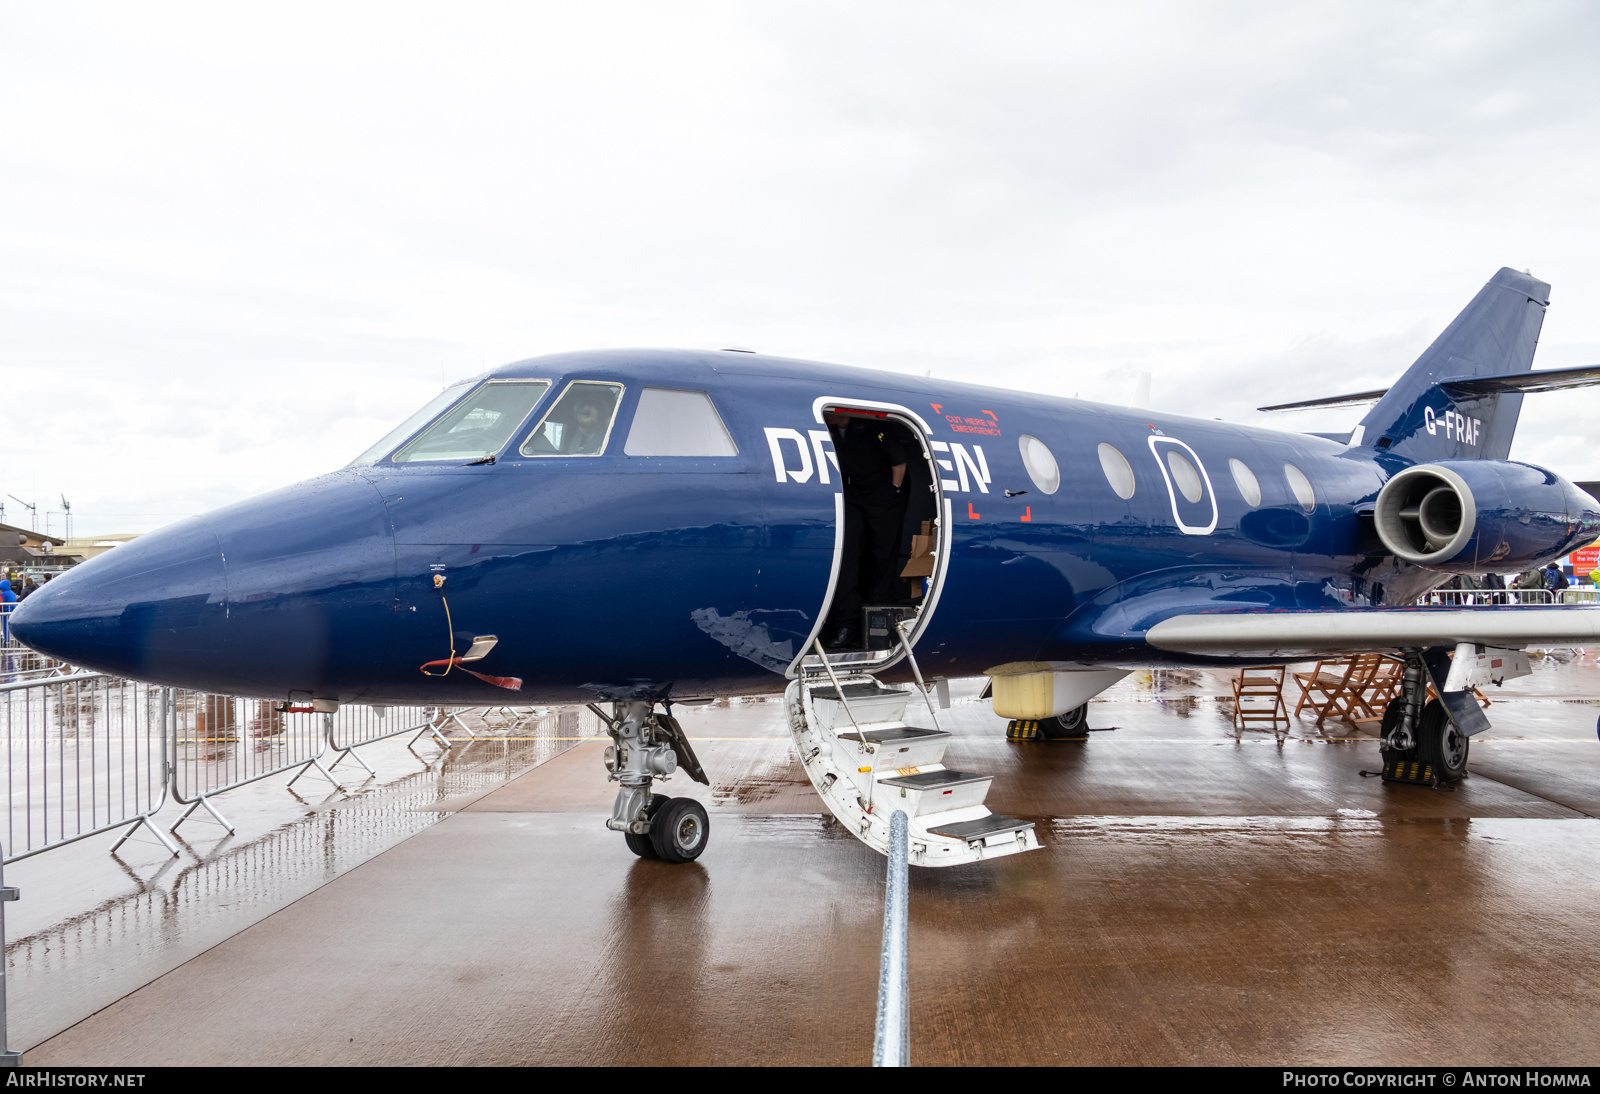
[
  {"xmin": 981, "ymin": 409, "xmax": 997, "ymax": 421},
  {"xmin": 930, "ymin": 403, "xmax": 943, "ymax": 414},
  {"xmin": 1021, "ymin": 506, "xmax": 1032, "ymax": 522},
  {"xmin": 968, "ymin": 502, "xmax": 981, "ymax": 520}
]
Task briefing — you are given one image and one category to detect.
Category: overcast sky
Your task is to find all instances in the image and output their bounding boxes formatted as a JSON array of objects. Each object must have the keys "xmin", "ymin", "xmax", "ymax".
[{"xmin": 3, "ymin": 2, "xmax": 1598, "ymax": 537}]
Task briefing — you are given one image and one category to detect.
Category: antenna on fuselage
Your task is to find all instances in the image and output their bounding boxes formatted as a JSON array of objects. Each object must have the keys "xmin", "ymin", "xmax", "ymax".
[{"xmin": 1129, "ymin": 371, "xmax": 1151, "ymax": 409}]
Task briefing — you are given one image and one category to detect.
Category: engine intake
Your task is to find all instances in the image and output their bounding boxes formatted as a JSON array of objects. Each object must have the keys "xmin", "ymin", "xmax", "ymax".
[{"xmin": 1374, "ymin": 460, "xmax": 1600, "ymax": 573}]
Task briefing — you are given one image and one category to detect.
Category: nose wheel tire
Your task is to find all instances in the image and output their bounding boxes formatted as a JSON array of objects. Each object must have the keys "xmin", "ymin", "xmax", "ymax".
[
  {"xmin": 649, "ymin": 796, "xmax": 710, "ymax": 863},
  {"xmin": 624, "ymin": 794, "xmax": 673, "ymax": 859}
]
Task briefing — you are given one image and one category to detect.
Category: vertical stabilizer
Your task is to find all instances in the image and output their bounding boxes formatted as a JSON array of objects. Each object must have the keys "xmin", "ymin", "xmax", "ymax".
[{"xmin": 1358, "ymin": 268, "xmax": 1549, "ymax": 460}]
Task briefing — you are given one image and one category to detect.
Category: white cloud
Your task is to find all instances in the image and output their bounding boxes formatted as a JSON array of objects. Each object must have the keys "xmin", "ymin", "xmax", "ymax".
[{"xmin": 2, "ymin": 1, "xmax": 1600, "ymax": 533}]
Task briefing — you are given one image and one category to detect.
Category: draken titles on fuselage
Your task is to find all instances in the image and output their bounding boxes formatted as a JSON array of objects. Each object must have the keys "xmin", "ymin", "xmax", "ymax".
[{"xmin": 763, "ymin": 427, "xmax": 993, "ymax": 494}]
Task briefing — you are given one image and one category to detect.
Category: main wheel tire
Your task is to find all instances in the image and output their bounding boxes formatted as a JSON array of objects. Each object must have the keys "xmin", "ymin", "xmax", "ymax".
[
  {"xmin": 624, "ymin": 794, "xmax": 673, "ymax": 859},
  {"xmin": 1417, "ymin": 698, "xmax": 1469, "ymax": 781},
  {"xmin": 1039, "ymin": 704, "xmax": 1089, "ymax": 740},
  {"xmin": 1378, "ymin": 697, "xmax": 1415, "ymax": 767},
  {"xmin": 649, "ymin": 796, "xmax": 710, "ymax": 863}
]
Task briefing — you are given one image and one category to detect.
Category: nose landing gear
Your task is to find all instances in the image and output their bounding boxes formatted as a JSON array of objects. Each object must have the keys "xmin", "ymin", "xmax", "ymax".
[{"xmin": 594, "ymin": 701, "xmax": 711, "ymax": 863}]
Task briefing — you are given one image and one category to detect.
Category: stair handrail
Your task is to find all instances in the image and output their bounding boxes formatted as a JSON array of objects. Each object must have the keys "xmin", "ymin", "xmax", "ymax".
[
  {"xmin": 893, "ymin": 620, "xmax": 943, "ymax": 734},
  {"xmin": 811, "ymin": 637, "xmax": 870, "ymax": 745},
  {"xmin": 872, "ymin": 809, "xmax": 910, "ymax": 1067}
]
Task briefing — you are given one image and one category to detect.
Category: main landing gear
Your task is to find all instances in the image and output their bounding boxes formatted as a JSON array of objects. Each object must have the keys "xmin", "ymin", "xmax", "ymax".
[
  {"xmin": 1378, "ymin": 649, "xmax": 1470, "ymax": 786},
  {"xmin": 595, "ymin": 701, "xmax": 711, "ymax": 863},
  {"xmin": 1006, "ymin": 703, "xmax": 1090, "ymax": 741}
]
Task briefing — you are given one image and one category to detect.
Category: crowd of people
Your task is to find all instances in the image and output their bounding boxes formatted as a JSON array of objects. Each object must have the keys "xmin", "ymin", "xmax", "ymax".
[
  {"xmin": 0, "ymin": 570, "xmax": 51, "ymax": 643},
  {"xmin": 1433, "ymin": 561, "xmax": 1588, "ymax": 605}
]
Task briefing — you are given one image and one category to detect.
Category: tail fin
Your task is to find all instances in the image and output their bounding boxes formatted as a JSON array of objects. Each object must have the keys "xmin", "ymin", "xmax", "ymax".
[{"xmin": 1357, "ymin": 267, "xmax": 1549, "ymax": 460}]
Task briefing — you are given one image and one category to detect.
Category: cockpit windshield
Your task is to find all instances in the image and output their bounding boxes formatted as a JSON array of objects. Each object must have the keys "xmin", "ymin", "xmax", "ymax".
[
  {"xmin": 392, "ymin": 380, "xmax": 551, "ymax": 463},
  {"xmin": 347, "ymin": 381, "xmax": 475, "ymax": 467}
]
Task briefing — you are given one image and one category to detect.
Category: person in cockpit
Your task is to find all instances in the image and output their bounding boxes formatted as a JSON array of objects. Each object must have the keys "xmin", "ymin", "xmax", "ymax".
[{"xmin": 524, "ymin": 384, "xmax": 621, "ymax": 456}]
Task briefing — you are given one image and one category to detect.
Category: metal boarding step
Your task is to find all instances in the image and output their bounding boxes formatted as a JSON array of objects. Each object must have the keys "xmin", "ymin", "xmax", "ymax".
[
  {"xmin": 785, "ymin": 640, "xmax": 1041, "ymax": 867},
  {"xmin": 927, "ymin": 814, "xmax": 1036, "ymax": 845}
]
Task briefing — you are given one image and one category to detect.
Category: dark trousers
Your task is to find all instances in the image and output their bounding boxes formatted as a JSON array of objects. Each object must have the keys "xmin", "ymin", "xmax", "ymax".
[{"xmin": 828, "ymin": 487, "xmax": 907, "ymax": 635}]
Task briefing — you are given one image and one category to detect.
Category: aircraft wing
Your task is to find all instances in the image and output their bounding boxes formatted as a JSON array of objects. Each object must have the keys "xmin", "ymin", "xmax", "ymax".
[{"xmin": 1144, "ymin": 607, "xmax": 1600, "ymax": 659}]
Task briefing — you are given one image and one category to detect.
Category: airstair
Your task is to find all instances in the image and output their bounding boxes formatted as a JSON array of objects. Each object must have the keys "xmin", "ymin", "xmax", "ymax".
[{"xmin": 785, "ymin": 636, "xmax": 1039, "ymax": 867}]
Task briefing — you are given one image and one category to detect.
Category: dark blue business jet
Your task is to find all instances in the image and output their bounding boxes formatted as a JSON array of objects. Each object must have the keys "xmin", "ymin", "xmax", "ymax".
[{"xmin": 15, "ymin": 267, "xmax": 1600, "ymax": 865}]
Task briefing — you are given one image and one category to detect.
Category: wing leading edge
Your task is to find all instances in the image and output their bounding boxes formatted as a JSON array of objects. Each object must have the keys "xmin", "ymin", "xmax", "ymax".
[{"xmin": 1145, "ymin": 607, "xmax": 1600, "ymax": 660}]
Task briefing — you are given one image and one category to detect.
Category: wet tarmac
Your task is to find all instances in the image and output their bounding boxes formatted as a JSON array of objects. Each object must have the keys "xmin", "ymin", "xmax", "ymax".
[{"xmin": 14, "ymin": 660, "xmax": 1600, "ymax": 1066}]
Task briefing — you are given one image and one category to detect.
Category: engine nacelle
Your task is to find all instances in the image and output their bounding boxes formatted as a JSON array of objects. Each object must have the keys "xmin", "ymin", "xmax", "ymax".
[{"xmin": 1374, "ymin": 460, "xmax": 1600, "ymax": 573}]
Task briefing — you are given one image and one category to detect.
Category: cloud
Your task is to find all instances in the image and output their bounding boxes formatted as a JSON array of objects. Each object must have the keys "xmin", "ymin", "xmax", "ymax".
[{"xmin": 2, "ymin": 2, "xmax": 1599, "ymax": 533}]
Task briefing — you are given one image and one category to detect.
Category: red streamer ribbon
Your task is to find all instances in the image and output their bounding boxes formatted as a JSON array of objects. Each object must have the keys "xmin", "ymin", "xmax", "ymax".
[{"xmin": 419, "ymin": 657, "xmax": 523, "ymax": 691}]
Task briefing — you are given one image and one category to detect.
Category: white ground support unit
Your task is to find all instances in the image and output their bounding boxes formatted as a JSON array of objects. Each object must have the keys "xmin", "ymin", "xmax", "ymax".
[{"xmin": 785, "ymin": 673, "xmax": 1039, "ymax": 867}]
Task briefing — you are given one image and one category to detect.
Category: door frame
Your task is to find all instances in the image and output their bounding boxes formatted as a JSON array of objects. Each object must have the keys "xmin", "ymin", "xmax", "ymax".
[{"xmin": 784, "ymin": 397, "xmax": 951, "ymax": 677}]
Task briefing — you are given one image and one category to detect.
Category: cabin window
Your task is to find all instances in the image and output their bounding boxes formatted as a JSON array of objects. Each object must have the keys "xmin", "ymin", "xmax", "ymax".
[
  {"xmin": 1018, "ymin": 435, "xmax": 1060, "ymax": 495},
  {"xmin": 1229, "ymin": 458, "xmax": 1262, "ymax": 507},
  {"xmin": 1098, "ymin": 443, "xmax": 1136, "ymax": 499},
  {"xmin": 520, "ymin": 381, "xmax": 625, "ymax": 457},
  {"xmin": 348, "ymin": 380, "xmax": 476, "ymax": 466},
  {"xmin": 1284, "ymin": 462, "xmax": 1316, "ymax": 512},
  {"xmin": 624, "ymin": 388, "xmax": 739, "ymax": 456},
  {"xmin": 391, "ymin": 380, "xmax": 551, "ymax": 463},
  {"xmin": 1165, "ymin": 450, "xmax": 1204, "ymax": 503}
]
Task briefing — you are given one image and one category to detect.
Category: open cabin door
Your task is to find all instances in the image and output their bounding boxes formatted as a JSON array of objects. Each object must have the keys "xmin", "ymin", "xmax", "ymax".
[
  {"xmin": 780, "ymin": 400, "xmax": 1039, "ymax": 866},
  {"xmin": 786, "ymin": 399, "xmax": 952, "ymax": 678}
]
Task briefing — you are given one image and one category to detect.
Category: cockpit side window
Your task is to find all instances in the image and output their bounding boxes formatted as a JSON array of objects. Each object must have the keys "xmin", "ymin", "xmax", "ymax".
[
  {"xmin": 520, "ymin": 381, "xmax": 625, "ymax": 457},
  {"xmin": 391, "ymin": 380, "xmax": 551, "ymax": 463},
  {"xmin": 623, "ymin": 388, "xmax": 739, "ymax": 456},
  {"xmin": 348, "ymin": 380, "xmax": 476, "ymax": 466}
]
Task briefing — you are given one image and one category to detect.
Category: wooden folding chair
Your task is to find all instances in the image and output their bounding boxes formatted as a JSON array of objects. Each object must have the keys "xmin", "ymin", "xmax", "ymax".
[
  {"xmin": 1232, "ymin": 665, "xmax": 1290, "ymax": 732},
  {"xmin": 1294, "ymin": 653, "xmax": 1390, "ymax": 729}
]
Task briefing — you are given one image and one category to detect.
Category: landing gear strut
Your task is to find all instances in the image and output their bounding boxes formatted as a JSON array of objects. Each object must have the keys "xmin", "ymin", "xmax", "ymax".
[
  {"xmin": 1379, "ymin": 648, "xmax": 1470, "ymax": 785},
  {"xmin": 594, "ymin": 701, "xmax": 711, "ymax": 863}
]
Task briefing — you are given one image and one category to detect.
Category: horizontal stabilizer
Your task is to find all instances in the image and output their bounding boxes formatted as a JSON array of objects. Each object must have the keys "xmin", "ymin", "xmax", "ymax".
[
  {"xmin": 1440, "ymin": 363, "xmax": 1600, "ymax": 396},
  {"xmin": 1257, "ymin": 388, "xmax": 1389, "ymax": 413},
  {"xmin": 1258, "ymin": 364, "xmax": 1600, "ymax": 414},
  {"xmin": 1146, "ymin": 607, "xmax": 1600, "ymax": 659}
]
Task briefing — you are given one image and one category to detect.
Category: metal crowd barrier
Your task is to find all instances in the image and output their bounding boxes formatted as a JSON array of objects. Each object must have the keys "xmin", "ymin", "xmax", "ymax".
[
  {"xmin": 2, "ymin": 672, "xmax": 175, "ymax": 863},
  {"xmin": 1420, "ymin": 589, "xmax": 1598, "ymax": 607},
  {"xmin": 3, "ymin": 669, "xmax": 485, "ymax": 861},
  {"xmin": 165, "ymin": 691, "xmax": 461, "ymax": 836},
  {"xmin": 0, "ymin": 841, "xmax": 15, "ymax": 1066}
]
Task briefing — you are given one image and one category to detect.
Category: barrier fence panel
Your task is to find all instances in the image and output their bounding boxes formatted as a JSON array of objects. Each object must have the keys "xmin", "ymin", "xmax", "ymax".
[
  {"xmin": 2, "ymin": 673, "xmax": 173, "ymax": 863},
  {"xmin": 1421, "ymin": 589, "xmax": 1555, "ymax": 606},
  {"xmin": 326, "ymin": 702, "xmax": 453, "ymax": 768}
]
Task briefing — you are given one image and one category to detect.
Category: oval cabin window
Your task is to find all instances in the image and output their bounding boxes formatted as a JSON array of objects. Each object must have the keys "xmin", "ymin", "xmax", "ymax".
[
  {"xmin": 1018, "ymin": 434, "xmax": 1060, "ymax": 494},
  {"xmin": 1166, "ymin": 450, "xmax": 1204, "ymax": 503},
  {"xmin": 1284, "ymin": 463, "xmax": 1316, "ymax": 512},
  {"xmin": 1229, "ymin": 458, "xmax": 1262, "ymax": 507},
  {"xmin": 1098, "ymin": 443, "xmax": 1136, "ymax": 500}
]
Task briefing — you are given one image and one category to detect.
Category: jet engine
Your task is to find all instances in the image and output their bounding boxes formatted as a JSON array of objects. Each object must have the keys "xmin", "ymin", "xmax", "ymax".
[{"xmin": 1373, "ymin": 460, "xmax": 1600, "ymax": 573}]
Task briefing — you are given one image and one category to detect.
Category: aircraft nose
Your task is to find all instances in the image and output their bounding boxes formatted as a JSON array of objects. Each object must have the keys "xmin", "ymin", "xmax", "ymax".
[
  {"xmin": 10, "ymin": 518, "xmax": 228, "ymax": 683},
  {"xmin": 12, "ymin": 470, "xmax": 396, "ymax": 699}
]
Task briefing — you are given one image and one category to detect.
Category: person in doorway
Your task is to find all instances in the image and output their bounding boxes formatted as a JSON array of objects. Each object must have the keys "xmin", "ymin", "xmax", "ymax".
[{"xmin": 823, "ymin": 412, "xmax": 915, "ymax": 648}]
